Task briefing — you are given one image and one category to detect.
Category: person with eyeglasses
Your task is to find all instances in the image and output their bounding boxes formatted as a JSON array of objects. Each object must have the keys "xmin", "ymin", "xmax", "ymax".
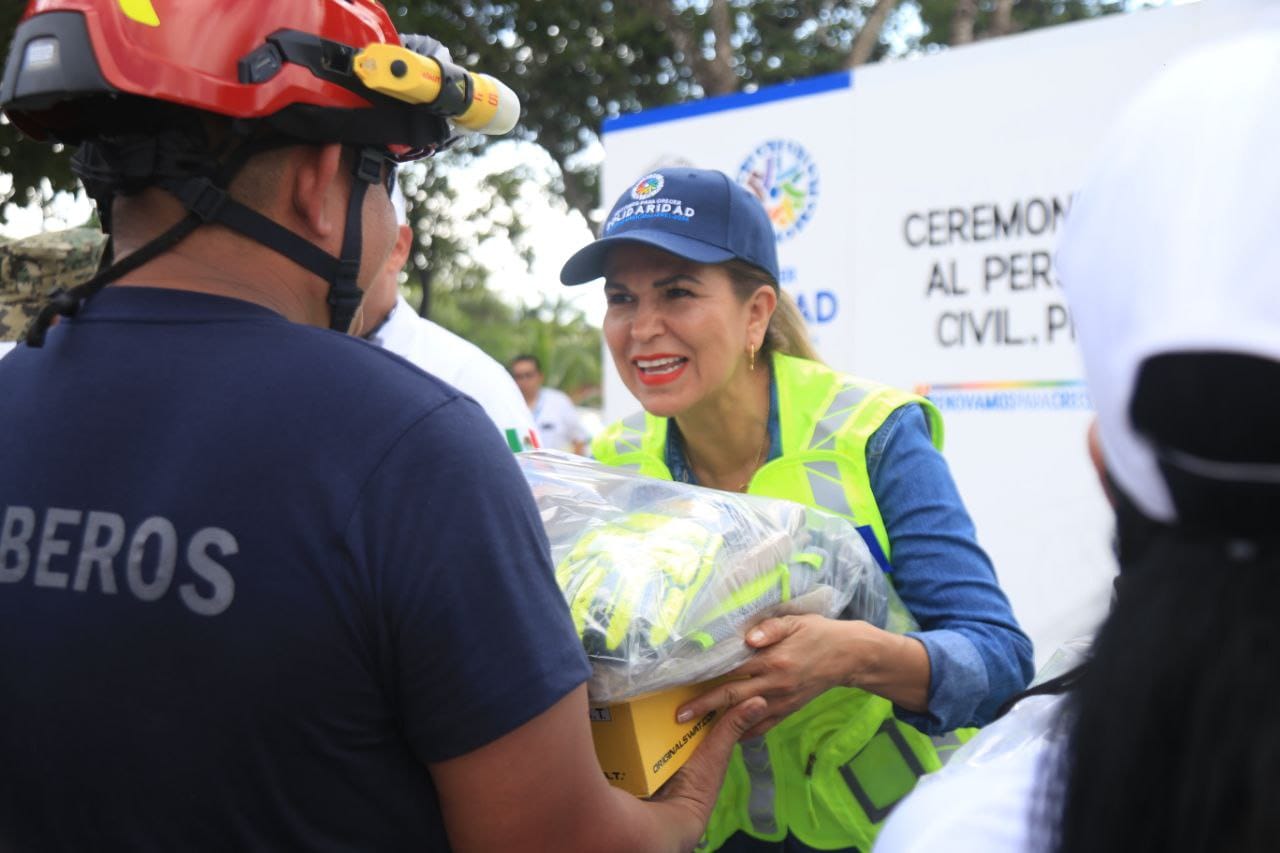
[{"xmin": 511, "ymin": 352, "xmax": 591, "ymax": 455}]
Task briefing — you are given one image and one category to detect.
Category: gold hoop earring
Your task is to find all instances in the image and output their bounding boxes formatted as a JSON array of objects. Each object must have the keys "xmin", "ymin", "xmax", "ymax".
[{"xmin": 749, "ymin": 344, "xmax": 756, "ymax": 372}]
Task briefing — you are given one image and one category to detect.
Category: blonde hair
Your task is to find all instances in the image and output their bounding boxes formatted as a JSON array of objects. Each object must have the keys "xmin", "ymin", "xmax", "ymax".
[{"xmin": 723, "ymin": 260, "xmax": 823, "ymax": 364}]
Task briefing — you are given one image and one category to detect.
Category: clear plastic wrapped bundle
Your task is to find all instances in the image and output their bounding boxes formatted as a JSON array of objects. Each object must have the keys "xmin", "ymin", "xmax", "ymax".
[{"xmin": 516, "ymin": 451, "xmax": 897, "ymax": 703}]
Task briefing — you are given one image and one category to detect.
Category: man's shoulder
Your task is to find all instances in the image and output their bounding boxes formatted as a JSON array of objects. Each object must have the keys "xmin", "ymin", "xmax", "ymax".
[
  {"xmin": 207, "ymin": 318, "xmax": 480, "ymax": 445},
  {"xmin": 287, "ymin": 322, "xmax": 465, "ymax": 401},
  {"xmin": 229, "ymin": 326, "xmax": 512, "ymax": 487}
]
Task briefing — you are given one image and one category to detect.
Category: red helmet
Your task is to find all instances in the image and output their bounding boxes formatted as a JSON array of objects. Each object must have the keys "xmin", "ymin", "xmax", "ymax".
[
  {"xmin": 1, "ymin": 0, "xmax": 448, "ymax": 158},
  {"xmin": 0, "ymin": 1, "xmax": 511, "ymax": 342}
]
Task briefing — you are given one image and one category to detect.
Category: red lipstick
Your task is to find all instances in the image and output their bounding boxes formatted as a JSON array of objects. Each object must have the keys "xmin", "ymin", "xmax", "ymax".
[{"xmin": 633, "ymin": 353, "xmax": 688, "ymax": 387}]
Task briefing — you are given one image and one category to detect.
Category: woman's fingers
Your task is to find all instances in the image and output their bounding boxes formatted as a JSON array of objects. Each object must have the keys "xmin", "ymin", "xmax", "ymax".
[
  {"xmin": 745, "ymin": 614, "xmax": 802, "ymax": 648},
  {"xmin": 676, "ymin": 616, "xmax": 838, "ymax": 724},
  {"xmin": 676, "ymin": 676, "xmax": 761, "ymax": 724}
]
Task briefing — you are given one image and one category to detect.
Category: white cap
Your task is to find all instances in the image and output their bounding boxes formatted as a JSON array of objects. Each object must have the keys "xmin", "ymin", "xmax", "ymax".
[{"xmin": 1056, "ymin": 25, "xmax": 1280, "ymax": 523}]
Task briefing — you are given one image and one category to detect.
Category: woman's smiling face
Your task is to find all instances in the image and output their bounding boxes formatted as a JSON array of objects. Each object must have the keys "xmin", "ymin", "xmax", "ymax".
[{"xmin": 602, "ymin": 243, "xmax": 759, "ymax": 418}]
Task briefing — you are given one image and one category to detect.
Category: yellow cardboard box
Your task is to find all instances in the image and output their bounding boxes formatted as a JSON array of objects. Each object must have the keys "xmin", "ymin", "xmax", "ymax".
[{"xmin": 588, "ymin": 675, "xmax": 732, "ymax": 798}]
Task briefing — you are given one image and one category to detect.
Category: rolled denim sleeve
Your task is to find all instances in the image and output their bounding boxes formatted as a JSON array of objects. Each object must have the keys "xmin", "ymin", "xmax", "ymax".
[{"xmin": 867, "ymin": 404, "xmax": 1033, "ymax": 733}]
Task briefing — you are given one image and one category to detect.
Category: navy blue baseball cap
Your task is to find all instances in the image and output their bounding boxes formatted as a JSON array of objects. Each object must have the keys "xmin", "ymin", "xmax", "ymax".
[{"xmin": 559, "ymin": 167, "xmax": 780, "ymax": 285}]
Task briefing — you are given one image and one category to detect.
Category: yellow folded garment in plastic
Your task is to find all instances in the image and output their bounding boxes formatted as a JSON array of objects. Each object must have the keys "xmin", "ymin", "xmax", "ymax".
[{"xmin": 519, "ymin": 451, "xmax": 893, "ymax": 703}]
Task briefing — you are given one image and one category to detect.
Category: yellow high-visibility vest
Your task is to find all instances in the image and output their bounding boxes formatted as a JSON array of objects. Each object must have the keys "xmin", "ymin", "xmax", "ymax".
[{"xmin": 592, "ymin": 352, "xmax": 970, "ymax": 851}]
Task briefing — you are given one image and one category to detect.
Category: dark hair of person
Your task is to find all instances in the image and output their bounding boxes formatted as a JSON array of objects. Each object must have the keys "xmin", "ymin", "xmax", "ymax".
[
  {"xmin": 722, "ymin": 260, "xmax": 822, "ymax": 364},
  {"xmin": 1038, "ymin": 351, "xmax": 1280, "ymax": 853},
  {"xmin": 510, "ymin": 354, "xmax": 540, "ymax": 373},
  {"xmin": 1039, "ymin": 526, "xmax": 1280, "ymax": 853}
]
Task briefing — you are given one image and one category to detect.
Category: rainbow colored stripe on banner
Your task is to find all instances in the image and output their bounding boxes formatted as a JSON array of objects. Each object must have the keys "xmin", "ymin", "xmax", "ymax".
[{"xmin": 916, "ymin": 380, "xmax": 1092, "ymax": 412}]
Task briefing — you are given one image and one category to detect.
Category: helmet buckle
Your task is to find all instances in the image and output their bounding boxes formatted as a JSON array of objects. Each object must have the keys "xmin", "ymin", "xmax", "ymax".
[
  {"xmin": 180, "ymin": 178, "xmax": 229, "ymax": 223},
  {"xmin": 354, "ymin": 148, "xmax": 387, "ymax": 186}
]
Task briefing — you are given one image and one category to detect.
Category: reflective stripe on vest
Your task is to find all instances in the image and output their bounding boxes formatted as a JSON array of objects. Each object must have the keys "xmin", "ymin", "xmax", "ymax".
[
  {"xmin": 741, "ymin": 736, "xmax": 778, "ymax": 835},
  {"xmin": 838, "ymin": 719, "xmax": 928, "ymax": 824},
  {"xmin": 609, "ymin": 411, "xmax": 647, "ymax": 458},
  {"xmin": 930, "ymin": 730, "xmax": 966, "ymax": 766},
  {"xmin": 739, "ymin": 424, "xmax": 867, "ymax": 840},
  {"xmin": 742, "ymin": 383, "xmax": 946, "ymax": 840},
  {"xmin": 809, "ymin": 384, "xmax": 871, "ymax": 451},
  {"xmin": 804, "ymin": 459, "xmax": 856, "ymax": 519}
]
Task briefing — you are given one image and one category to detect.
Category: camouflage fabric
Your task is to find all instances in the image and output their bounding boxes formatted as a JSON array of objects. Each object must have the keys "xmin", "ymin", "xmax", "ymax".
[{"xmin": 0, "ymin": 228, "xmax": 108, "ymax": 341}]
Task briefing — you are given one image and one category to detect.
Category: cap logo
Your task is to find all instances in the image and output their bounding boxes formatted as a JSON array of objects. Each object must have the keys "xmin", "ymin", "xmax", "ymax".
[
  {"xmin": 737, "ymin": 140, "xmax": 820, "ymax": 242},
  {"xmin": 630, "ymin": 174, "xmax": 665, "ymax": 200},
  {"xmin": 606, "ymin": 174, "xmax": 695, "ymax": 234}
]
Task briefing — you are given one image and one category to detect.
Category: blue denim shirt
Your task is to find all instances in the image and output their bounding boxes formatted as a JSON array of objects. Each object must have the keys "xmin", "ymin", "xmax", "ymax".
[
  {"xmin": 864, "ymin": 404, "xmax": 1033, "ymax": 732},
  {"xmin": 668, "ymin": 383, "xmax": 1032, "ymax": 733}
]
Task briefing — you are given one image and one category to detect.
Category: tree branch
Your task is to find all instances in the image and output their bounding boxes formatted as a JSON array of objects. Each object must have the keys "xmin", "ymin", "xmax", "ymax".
[
  {"xmin": 951, "ymin": 0, "xmax": 977, "ymax": 45},
  {"xmin": 700, "ymin": 0, "xmax": 738, "ymax": 96},
  {"xmin": 637, "ymin": 0, "xmax": 696, "ymax": 68},
  {"xmin": 990, "ymin": 0, "xmax": 1016, "ymax": 38},
  {"xmin": 637, "ymin": 0, "xmax": 736, "ymax": 97},
  {"xmin": 846, "ymin": 0, "xmax": 902, "ymax": 68}
]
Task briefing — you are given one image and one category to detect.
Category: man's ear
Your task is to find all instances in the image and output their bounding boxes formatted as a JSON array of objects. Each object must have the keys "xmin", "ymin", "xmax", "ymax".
[
  {"xmin": 291, "ymin": 144, "xmax": 346, "ymax": 240},
  {"xmin": 391, "ymin": 223, "xmax": 413, "ymax": 270}
]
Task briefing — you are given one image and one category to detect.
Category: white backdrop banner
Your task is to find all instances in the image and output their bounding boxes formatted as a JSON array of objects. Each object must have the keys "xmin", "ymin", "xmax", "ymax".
[{"xmin": 595, "ymin": 0, "xmax": 1268, "ymax": 665}]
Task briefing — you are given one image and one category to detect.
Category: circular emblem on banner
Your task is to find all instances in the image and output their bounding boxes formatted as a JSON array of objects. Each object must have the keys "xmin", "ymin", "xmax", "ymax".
[
  {"xmin": 630, "ymin": 173, "xmax": 665, "ymax": 200},
  {"xmin": 737, "ymin": 140, "xmax": 820, "ymax": 242}
]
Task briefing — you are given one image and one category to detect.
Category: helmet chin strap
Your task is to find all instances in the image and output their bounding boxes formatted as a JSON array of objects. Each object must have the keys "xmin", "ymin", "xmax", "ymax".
[
  {"xmin": 26, "ymin": 144, "xmax": 386, "ymax": 346},
  {"xmin": 163, "ymin": 145, "xmax": 384, "ymax": 334}
]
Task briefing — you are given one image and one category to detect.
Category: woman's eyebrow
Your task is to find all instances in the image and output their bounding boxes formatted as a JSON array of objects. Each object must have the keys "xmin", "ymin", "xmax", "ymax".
[
  {"xmin": 604, "ymin": 272, "xmax": 700, "ymax": 290},
  {"xmin": 652, "ymin": 273, "xmax": 701, "ymax": 289}
]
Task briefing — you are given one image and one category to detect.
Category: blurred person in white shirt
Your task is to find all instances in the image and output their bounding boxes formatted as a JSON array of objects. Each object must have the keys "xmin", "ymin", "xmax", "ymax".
[
  {"xmin": 510, "ymin": 353, "xmax": 589, "ymax": 455},
  {"xmin": 357, "ymin": 186, "xmax": 539, "ymax": 452}
]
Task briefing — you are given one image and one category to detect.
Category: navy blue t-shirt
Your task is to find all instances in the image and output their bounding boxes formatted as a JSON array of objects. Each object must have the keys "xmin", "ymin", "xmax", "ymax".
[{"xmin": 0, "ymin": 288, "xmax": 590, "ymax": 851}]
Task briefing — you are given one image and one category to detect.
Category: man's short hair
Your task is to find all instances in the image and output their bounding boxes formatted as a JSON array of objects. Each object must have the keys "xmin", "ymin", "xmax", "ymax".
[{"xmin": 510, "ymin": 354, "xmax": 541, "ymax": 373}]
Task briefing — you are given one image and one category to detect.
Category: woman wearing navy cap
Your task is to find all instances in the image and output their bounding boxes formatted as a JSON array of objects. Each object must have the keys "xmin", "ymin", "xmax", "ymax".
[{"xmin": 560, "ymin": 167, "xmax": 1032, "ymax": 852}]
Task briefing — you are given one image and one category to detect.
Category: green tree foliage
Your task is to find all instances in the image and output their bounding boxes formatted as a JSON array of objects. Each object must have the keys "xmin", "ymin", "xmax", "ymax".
[
  {"xmin": 0, "ymin": 0, "xmax": 1128, "ymax": 398},
  {"xmin": 427, "ymin": 283, "xmax": 603, "ymax": 402},
  {"xmin": 516, "ymin": 297, "xmax": 604, "ymax": 405},
  {"xmin": 395, "ymin": 150, "xmax": 600, "ymax": 397},
  {"xmin": 915, "ymin": 0, "xmax": 1122, "ymax": 47},
  {"xmin": 0, "ymin": 0, "xmax": 1139, "ymax": 225},
  {"xmin": 396, "ymin": 141, "xmax": 542, "ymax": 314},
  {"xmin": 387, "ymin": 0, "xmax": 1129, "ymax": 225}
]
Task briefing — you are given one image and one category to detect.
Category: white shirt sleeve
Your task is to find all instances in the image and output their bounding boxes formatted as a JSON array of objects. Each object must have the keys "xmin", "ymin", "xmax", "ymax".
[{"xmin": 370, "ymin": 297, "xmax": 540, "ymax": 451}]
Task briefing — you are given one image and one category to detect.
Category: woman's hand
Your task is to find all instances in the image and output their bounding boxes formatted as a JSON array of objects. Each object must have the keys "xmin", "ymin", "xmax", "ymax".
[{"xmin": 676, "ymin": 615, "xmax": 932, "ymax": 738}]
